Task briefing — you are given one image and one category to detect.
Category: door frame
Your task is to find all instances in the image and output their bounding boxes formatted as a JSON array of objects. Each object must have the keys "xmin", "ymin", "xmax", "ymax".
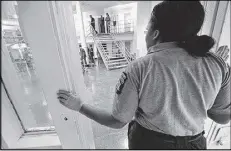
[
  {"xmin": 2, "ymin": 1, "xmax": 95, "ymax": 149},
  {"xmin": 201, "ymin": 1, "xmax": 230, "ymax": 147}
]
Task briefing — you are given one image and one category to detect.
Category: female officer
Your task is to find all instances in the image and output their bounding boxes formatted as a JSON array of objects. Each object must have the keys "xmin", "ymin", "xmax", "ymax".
[{"xmin": 57, "ymin": 1, "xmax": 230, "ymax": 149}]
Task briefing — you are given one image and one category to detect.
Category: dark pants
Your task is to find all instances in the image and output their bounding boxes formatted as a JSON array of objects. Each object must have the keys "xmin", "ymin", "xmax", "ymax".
[
  {"xmin": 91, "ymin": 23, "xmax": 95, "ymax": 30},
  {"xmin": 91, "ymin": 23, "xmax": 97, "ymax": 34},
  {"xmin": 90, "ymin": 53, "xmax": 95, "ymax": 64},
  {"xmin": 106, "ymin": 21, "xmax": 110, "ymax": 33},
  {"xmin": 128, "ymin": 121, "xmax": 207, "ymax": 150},
  {"xmin": 100, "ymin": 23, "xmax": 105, "ymax": 33}
]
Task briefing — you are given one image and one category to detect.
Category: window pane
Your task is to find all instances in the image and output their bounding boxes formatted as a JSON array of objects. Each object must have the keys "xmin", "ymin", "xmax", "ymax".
[{"xmin": 2, "ymin": 1, "xmax": 54, "ymax": 132}]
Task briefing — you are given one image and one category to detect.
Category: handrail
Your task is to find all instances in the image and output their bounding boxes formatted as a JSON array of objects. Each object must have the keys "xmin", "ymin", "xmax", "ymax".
[
  {"xmin": 108, "ymin": 27, "xmax": 135, "ymax": 62},
  {"xmin": 88, "ymin": 24, "xmax": 135, "ymax": 70},
  {"xmin": 86, "ymin": 19, "xmax": 134, "ymax": 34},
  {"xmin": 109, "ymin": 19, "xmax": 134, "ymax": 34},
  {"xmin": 89, "ymin": 25, "xmax": 110, "ymax": 69}
]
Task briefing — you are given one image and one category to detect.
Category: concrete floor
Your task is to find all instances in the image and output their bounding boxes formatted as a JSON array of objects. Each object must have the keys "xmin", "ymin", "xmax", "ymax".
[{"xmin": 83, "ymin": 62, "xmax": 128, "ymax": 149}]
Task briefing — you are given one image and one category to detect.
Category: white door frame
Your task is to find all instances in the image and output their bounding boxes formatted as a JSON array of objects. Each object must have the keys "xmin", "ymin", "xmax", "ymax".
[
  {"xmin": 2, "ymin": 1, "xmax": 95, "ymax": 149},
  {"xmin": 201, "ymin": 1, "xmax": 230, "ymax": 147}
]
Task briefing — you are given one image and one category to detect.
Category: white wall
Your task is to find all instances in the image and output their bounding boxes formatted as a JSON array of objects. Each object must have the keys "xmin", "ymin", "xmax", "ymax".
[
  {"xmin": 104, "ymin": 3, "xmax": 137, "ymax": 35},
  {"xmin": 104, "ymin": 2, "xmax": 137, "ymax": 20},
  {"xmin": 74, "ymin": 8, "xmax": 103, "ymax": 37},
  {"xmin": 134, "ymin": 1, "xmax": 163, "ymax": 58},
  {"xmin": 134, "ymin": 1, "xmax": 151, "ymax": 58}
]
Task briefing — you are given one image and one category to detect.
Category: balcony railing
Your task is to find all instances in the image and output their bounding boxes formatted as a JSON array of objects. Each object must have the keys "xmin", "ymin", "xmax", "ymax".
[
  {"xmin": 76, "ymin": 19, "xmax": 134, "ymax": 39},
  {"xmin": 108, "ymin": 19, "xmax": 134, "ymax": 34}
]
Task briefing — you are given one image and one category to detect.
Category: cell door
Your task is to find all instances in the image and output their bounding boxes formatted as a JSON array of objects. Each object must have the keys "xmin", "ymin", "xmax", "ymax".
[{"xmin": 1, "ymin": 1, "xmax": 95, "ymax": 149}]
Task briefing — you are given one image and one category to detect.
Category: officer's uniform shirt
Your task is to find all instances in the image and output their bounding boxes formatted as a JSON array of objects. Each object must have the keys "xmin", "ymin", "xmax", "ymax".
[{"xmin": 112, "ymin": 42, "xmax": 230, "ymax": 136}]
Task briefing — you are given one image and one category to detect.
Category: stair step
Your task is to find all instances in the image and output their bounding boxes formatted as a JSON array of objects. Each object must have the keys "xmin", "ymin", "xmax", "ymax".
[
  {"xmin": 101, "ymin": 52, "xmax": 122, "ymax": 55},
  {"xmin": 107, "ymin": 59, "xmax": 127, "ymax": 63},
  {"xmin": 97, "ymin": 37, "xmax": 112, "ymax": 39},
  {"xmin": 92, "ymin": 34, "xmax": 131, "ymax": 71},
  {"xmin": 109, "ymin": 57, "xmax": 124, "ymax": 60},
  {"xmin": 97, "ymin": 33, "xmax": 110, "ymax": 36},
  {"xmin": 104, "ymin": 52, "xmax": 122, "ymax": 54},
  {"xmin": 108, "ymin": 64, "xmax": 128, "ymax": 70},
  {"xmin": 96, "ymin": 39, "xmax": 114, "ymax": 42},
  {"xmin": 108, "ymin": 55, "xmax": 124, "ymax": 58},
  {"xmin": 108, "ymin": 61, "xmax": 128, "ymax": 66}
]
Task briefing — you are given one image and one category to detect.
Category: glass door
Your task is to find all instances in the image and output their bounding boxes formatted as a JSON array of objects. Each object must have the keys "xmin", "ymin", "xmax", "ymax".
[
  {"xmin": 2, "ymin": 7, "xmax": 54, "ymax": 133},
  {"xmin": 1, "ymin": 1, "xmax": 94, "ymax": 149}
]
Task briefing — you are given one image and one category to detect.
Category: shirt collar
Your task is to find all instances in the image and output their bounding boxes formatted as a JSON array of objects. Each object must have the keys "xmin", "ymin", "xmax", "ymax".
[{"xmin": 147, "ymin": 42, "xmax": 179, "ymax": 54}]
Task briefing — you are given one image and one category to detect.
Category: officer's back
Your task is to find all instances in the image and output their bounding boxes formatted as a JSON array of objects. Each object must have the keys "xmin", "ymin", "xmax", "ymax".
[{"xmin": 128, "ymin": 42, "xmax": 230, "ymax": 136}]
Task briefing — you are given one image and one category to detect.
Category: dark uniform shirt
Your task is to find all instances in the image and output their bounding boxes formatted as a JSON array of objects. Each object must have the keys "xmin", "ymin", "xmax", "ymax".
[
  {"xmin": 91, "ymin": 17, "xmax": 95, "ymax": 25},
  {"xmin": 112, "ymin": 42, "xmax": 230, "ymax": 136},
  {"xmin": 80, "ymin": 48, "xmax": 86, "ymax": 60}
]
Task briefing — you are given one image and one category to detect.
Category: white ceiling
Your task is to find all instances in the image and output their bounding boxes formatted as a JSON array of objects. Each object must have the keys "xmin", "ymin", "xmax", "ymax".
[{"xmin": 80, "ymin": 1, "xmax": 135, "ymax": 12}]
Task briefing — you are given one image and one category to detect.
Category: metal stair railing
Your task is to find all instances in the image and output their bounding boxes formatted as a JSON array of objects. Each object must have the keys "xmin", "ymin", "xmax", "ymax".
[
  {"xmin": 89, "ymin": 25, "xmax": 110, "ymax": 70},
  {"xmin": 86, "ymin": 23, "xmax": 134, "ymax": 62},
  {"xmin": 108, "ymin": 25, "xmax": 135, "ymax": 63}
]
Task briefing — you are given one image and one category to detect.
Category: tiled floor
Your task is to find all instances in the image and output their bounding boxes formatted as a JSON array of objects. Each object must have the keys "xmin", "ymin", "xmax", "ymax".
[{"xmin": 83, "ymin": 61, "xmax": 128, "ymax": 149}]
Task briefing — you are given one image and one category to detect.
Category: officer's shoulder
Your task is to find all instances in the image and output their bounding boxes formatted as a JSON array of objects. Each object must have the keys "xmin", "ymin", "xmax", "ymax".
[
  {"xmin": 126, "ymin": 55, "xmax": 153, "ymax": 72},
  {"xmin": 130, "ymin": 55, "xmax": 156, "ymax": 66}
]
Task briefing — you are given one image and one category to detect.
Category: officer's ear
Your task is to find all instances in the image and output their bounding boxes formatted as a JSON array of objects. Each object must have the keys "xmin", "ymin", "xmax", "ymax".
[{"xmin": 152, "ymin": 30, "xmax": 160, "ymax": 40}]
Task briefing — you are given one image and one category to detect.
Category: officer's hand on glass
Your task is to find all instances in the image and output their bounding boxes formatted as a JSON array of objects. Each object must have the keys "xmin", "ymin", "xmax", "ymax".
[
  {"xmin": 215, "ymin": 45, "xmax": 230, "ymax": 62},
  {"xmin": 57, "ymin": 89, "xmax": 83, "ymax": 112}
]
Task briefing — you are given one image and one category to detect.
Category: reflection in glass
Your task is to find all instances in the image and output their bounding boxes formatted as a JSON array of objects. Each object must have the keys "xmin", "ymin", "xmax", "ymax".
[{"xmin": 2, "ymin": 1, "xmax": 54, "ymax": 132}]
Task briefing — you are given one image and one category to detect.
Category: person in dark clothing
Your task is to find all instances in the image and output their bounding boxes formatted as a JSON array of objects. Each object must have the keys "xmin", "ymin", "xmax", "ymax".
[
  {"xmin": 105, "ymin": 13, "xmax": 111, "ymax": 33},
  {"xmin": 90, "ymin": 15, "xmax": 96, "ymax": 32},
  {"xmin": 79, "ymin": 46, "xmax": 87, "ymax": 66},
  {"xmin": 99, "ymin": 15, "xmax": 105, "ymax": 33},
  {"xmin": 89, "ymin": 45, "xmax": 95, "ymax": 64}
]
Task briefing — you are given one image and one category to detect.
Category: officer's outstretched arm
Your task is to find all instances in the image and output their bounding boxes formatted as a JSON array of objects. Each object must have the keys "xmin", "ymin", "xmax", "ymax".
[
  {"xmin": 80, "ymin": 65, "xmax": 139, "ymax": 129},
  {"xmin": 207, "ymin": 66, "xmax": 231, "ymax": 124},
  {"xmin": 80, "ymin": 103, "xmax": 127, "ymax": 129}
]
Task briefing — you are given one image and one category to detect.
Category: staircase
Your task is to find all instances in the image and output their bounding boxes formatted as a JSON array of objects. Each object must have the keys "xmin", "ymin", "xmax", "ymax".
[{"xmin": 87, "ymin": 25, "xmax": 134, "ymax": 70}]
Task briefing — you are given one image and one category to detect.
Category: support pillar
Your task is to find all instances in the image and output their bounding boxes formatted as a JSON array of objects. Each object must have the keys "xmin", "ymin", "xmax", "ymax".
[
  {"xmin": 134, "ymin": 1, "xmax": 152, "ymax": 58},
  {"xmin": 75, "ymin": 1, "xmax": 89, "ymax": 64}
]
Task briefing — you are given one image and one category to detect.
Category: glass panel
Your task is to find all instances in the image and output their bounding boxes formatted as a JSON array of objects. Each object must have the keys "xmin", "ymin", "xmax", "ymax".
[{"xmin": 1, "ymin": 1, "xmax": 55, "ymax": 132}]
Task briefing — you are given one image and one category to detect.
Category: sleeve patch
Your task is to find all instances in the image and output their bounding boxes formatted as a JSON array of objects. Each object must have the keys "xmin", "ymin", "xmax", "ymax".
[{"xmin": 116, "ymin": 72, "xmax": 128, "ymax": 94}]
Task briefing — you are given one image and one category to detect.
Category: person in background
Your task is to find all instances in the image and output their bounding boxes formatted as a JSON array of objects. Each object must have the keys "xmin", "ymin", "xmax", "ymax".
[
  {"xmin": 105, "ymin": 13, "xmax": 111, "ymax": 33},
  {"xmin": 87, "ymin": 46, "xmax": 91, "ymax": 63},
  {"xmin": 79, "ymin": 46, "xmax": 85, "ymax": 73},
  {"xmin": 90, "ymin": 15, "xmax": 96, "ymax": 33},
  {"xmin": 79, "ymin": 45, "xmax": 87, "ymax": 66},
  {"xmin": 57, "ymin": 1, "xmax": 230, "ymax": 149},
  {"xmin": 89, "ymin": 45, "xmax": 95, "ymax": 64},
  {"xmin": 112, "ymin": 15, "xmax": 117, "ymax": 33},
  {"xmin": 99, "ymin": 15, "xmax": 105, "ymax": 33}
]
